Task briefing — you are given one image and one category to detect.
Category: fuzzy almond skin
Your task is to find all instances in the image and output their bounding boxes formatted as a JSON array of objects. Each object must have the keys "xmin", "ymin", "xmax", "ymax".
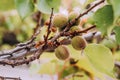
[
  {"xmin": 55, "ymin": 45, "xmax": 70, "ymax": 60},
  {"xmin": 68, "ymin": 11, "xmax": 80, "ymax": 25},
  {"xmin": 70, "ymin": 26, "xmax": 82, "ymax": 32},
  {"xmin": 71, "ymin": 36, "xmax": 87, "ymax": 50},
  {"xmin": 52, "ymin": 14, "xmax": 68, "ymax": 28}
]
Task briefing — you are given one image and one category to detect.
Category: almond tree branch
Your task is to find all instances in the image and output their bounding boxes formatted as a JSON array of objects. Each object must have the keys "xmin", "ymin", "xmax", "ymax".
[
  {"xmin": 32, "ymin": 11, "xmax": 41, "ymax": 38},
  {"xmin": 0, "ymin": 76, "xmax": 21, "ymax": 80},
  {"xmin": 0, "ymin": 26, "xmax": 98, "ymax": 67},
  {"xmin": 44, "ymin": 8, "xmax": 54, "ymax": 47},
  {"xmin": 62, "ymin": 25, "xmax": 96, "ymax": 36},
  {"xmin": 0, "ymin": 0, "xmax": 105, "ymax": 66},
  {"xmin": 76, "ymin": 0, "xmax": 105, "ymax": 20}
]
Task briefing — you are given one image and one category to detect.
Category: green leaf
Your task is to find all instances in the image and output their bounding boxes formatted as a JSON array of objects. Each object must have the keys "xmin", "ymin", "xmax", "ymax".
[
  {"xmin": 84, "ymin": 43, "xmax": 114, "ymax": 77},
  {"xmin": 93, "ymin": 5, "xmax": 114, "ymax": 35},
  {"xmin": 109, "ymin": 0, "xmax": 120, "ymax": 18},
  {"xmin": 76, "ymin": 56, "xmax": 98, "ymax": 76},
  {"xmin": 114, "ymin": 26, "xmax": 120, "ymax": 45},
  {"xmin": 100, "ymin": 38, "xmax": 117, "ymax": 49},
  {"xmin": 61, "ymin": 66, "xmax": 78, "ymax": 78},
  {"xmin": 76, "ymin": 56, "xmax": 107, "ymax": 80},
  {"xmin": 37, "ymin": 0, "xmax": 61, "ymax": 14},
  {"xmin": 14, "ymin": 0, "xmax": 34, "ymax": 19},
  {"xmin": 0, "ymin": 0, "xmax": 15, "ymax": 11}
]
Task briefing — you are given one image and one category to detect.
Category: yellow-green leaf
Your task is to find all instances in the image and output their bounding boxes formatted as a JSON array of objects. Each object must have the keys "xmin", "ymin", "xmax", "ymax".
[
  {"xmin": 84, "ymin": 43, "xmax": 114, "ymax": 77},
  {"xmin": 76, "ymin": 56, "xmax": 107, "ymax": 80},
  {"xmin": 109, "ymin": 0, "xmax": 120, "ymax": 18}
]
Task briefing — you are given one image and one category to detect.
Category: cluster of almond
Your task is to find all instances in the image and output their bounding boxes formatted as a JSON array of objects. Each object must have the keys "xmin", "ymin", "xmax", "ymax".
[
  {"xmin": 55, "ymin": 36, "xmax": 87, "ymax": 60},
  {"xmin": 51, "ymin": 11, "xmax": 87, "ymax": 60},
  {"xmin": 52, "ymin": 11, "xmax": 81, "ymax": 31}
]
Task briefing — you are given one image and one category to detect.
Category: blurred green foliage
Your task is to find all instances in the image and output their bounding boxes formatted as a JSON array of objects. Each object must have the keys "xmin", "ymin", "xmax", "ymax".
[
  {"xmin": 0, "ymin": 0, "xmax": 15, "ymax": 11},
  {"xmin": 0, "ymin": 9, "xmax": 35, "ymax": 50}
]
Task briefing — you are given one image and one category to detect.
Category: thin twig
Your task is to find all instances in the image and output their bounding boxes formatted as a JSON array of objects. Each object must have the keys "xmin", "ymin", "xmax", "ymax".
[
  {"xmin": 76, "ymin": 0, "xmax": 105, "ymax": 20},
  {"xmin": 63, "ymin": 25, "xmax": 96, "ymax": 36},
  {"xmin": 0, "ymin": 76, "xmax": 21, "ymax": 80},
  {"xmin": 17, "ymin": 37, "xmax": 36, "ymax": 47},
  {"xmin": 44, "ymin": 8, "xmax": 54, "ymax": 47},
  {"xmin": 32, "ymin": 11, "xmax": 41, "ymax": 38}
]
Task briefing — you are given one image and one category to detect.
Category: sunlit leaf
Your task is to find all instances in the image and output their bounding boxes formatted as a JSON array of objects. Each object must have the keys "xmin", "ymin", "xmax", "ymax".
[
  {"xmin": 76, "ymin": 56, "xmax": 106, "ymax": 80},
  {"xmin": 37, "ymin": 0, "xmax": 61, "ymax": 14},
  {"xmin": 100, "ymin": 38, "xmax": 117, "ymax": 49},
  {"xmin": 76, "ymin": 56, "xmax": 97, "ymax": 75},
  {"xmin": 93, "ymin": 5, "xmax": 113, "ymax": 35},
  {"xmin": 14, "ymin": 0, "xmax": 34, "ymax": 19},
  {"xmin": 109, "ymin": 0, "xmax": 120, "ymax": 18},
  {"xmin": 84, "ymin": 43, "xmax": 114, "ymax": 77},
  {"xmin": 113, "ymin": 26, "xmax": 120, "ymax": 45}
]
